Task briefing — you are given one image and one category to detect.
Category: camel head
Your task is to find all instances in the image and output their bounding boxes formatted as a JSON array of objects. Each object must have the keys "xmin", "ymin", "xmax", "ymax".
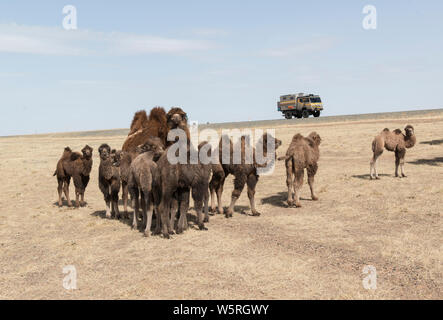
[
  {"xmin": 167, "ymin": 107, "xmax": 188, "ymax": 131},
  {"xmin": 404, "ymin": 125, "xmax": 414, "ymax": 137},
  {"xmin": 98, "ymin": 144, "xmax": 111, "ymax": 161},
  {"xmin": 110, "ymin": 149, "xmax": 123, "ymax": 167},
  {"xmin": 137, "ymin": 136, "xmax": 165, "ymax": 161},
  {"xmin": 308, "ymin": 132, "xmax": 322, "ymax": 146},
  {"xmin": 81, "ymin": 145, "xmax": 93, "ymax": 159}
]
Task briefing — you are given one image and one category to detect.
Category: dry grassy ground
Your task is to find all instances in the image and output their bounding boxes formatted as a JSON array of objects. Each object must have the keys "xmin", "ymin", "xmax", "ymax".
[{"xmin": 0, "ymin": 110, "xmax": 442, "ymax": 299}]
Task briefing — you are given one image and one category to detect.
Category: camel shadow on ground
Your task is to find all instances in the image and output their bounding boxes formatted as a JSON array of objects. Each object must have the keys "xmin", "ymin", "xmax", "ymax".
[
  {"xmin": 408, "ymin": 157, "xmax": 443, "ymax": 166},
  {"xmin": 91, "ymin": 209, "xmax": 204, "ymax": 233},
  {"xmin": 261, "ymin": 192, "xmax": 317, "ymax": 208},
  {"xmin": 52, "ymin": 200, "xmax": 86, "ymax": 208},
  {"xmin": 261, "ymin": 192, "xmax": 287, "ymax": 208},
  {"xmin": 420, "ymin": 139, "xmax": 443, "ymax": 145},
  {"xmin": 351, "ymin": 174, "xmax": 391, "ymax": 180}
]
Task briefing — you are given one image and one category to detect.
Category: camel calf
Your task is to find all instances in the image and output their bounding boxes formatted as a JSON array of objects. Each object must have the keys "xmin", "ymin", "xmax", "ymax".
[
  {"xmin": 98, "ymin": 144, "xmax": 122, "ymax": 219},
  {"xmin": 279, "ymin": 132, "xmax": 321, "ymax": 207}
]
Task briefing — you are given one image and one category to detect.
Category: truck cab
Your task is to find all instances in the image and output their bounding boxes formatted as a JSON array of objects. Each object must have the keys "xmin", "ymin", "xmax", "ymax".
[{"xmin": 277, "ymin": 93, "xmax": 323, "ymax": 119}]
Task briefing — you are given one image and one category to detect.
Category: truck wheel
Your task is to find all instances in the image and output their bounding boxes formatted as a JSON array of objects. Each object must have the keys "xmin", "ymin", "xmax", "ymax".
[
  {"xmin": 284, "ymin": 113, "xmax": 292, "ymax": 119},
  {"xmin": 313, "ymin": 111, "xmax": 320, "ymax": 117},
  {"xmin": 302, "ymin": 109, "xmax": 309, "ymax": 118},
  {"xmin": 296, "ymin": 112, "xmax": 302, "ymax": 118}
]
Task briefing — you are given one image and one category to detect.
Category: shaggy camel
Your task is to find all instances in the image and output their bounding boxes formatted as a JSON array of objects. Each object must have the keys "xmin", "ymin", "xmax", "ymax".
[
  {"xmin": 166, "ymin": 107, "xmax": 190, "ymax": 145},
  {"xmin": 128, "ymin": 137, "xmax": 165, "ymax": 236},
  {"xmin": 156, "ymin": 141, "xmax": 212, "ymax": 238},
  {"xmin": 120, "ymin": 107, "xmax": 169, "ymax": 213},
  {"xmin": 122, "ymin": 107, "xmax": 169, "ymax": 152},
  {"xmin": 278, "ymin": 132, "xmax": 321, "ymax": 207},
  {"xmin": 98, "ymin": 144, "xmax": 122, "ymax": 219},
  {"xmin": 370, "ymin": 125, "xmax": 416, "ymax": 179},
  {"xmin": 209, "ymin": 133, "xmax": 282, "ymax": 217},
  {"xmin": 54, "ymin": 145, "xmax": 93, "ymax": 207}
]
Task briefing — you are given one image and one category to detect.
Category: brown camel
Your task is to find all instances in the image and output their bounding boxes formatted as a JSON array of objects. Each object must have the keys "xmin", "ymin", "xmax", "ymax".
[
  {"xmin": 122, "ymin": 107, "xmax": 169, "ymax": 152},
  {"xmin": 98, "ymin": 144, "xmax": 122, "ymax": 219},
  {"xmin": 278, "ymin": 132, "xmax": 321, "ymax": 207},
  {"xmin": 156, "ymin": 141, "xmax": 212, "ymax": 238},
  {"xmin": 209, "ymin": 133, "xmax": 282, "ymax": 217},
  {"xmin": 370, "ymin": 125, "xmax": 416, "ymax": 179},
  {"xmin": 54, "ymin": 145, "xmax": 93, "ymax": 207},
  {"xmin": 127, "ymin": 136, "xmax": 165, "ymax": 237},
  {"xmin": 166, "ymin": 107, "xmax": 191, "ymax": 145},
  {"xmin": 120, "ymin": 107, "xmax": 169, "ymax": 213}
]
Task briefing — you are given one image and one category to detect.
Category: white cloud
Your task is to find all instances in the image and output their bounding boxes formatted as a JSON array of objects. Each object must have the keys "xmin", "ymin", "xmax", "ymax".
[
  {"xmin": 0, "ymin": 24, "xmax": 214, "ymax": 56},
  {"xmin": 263, "ymin": 37, "xmax": 336, "ymax": 57},
  {"xmin": 191, "ymin": 28, "xmax": 229, "ymax": 37}
]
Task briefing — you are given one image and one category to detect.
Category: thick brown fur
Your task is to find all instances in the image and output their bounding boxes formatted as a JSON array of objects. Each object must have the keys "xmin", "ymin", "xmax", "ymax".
[
  {"xmin": 370, "ymin": 125, "xmax": 416, "ymax": 179},
  {"xmin": 278, "ymin": 132, "xmax": 321, "ymax": 207},
  {"xmin": 166, "ymin": 107, "xmax": 190, "ymax": 145},
  {"xmin": 54, "ymin": 145, "xmax": 93, "ymax": 207},
  {"xmin": 127, "ymin": 136, "xmax": 165, "ymax": 237},
  {"xmin": 128, "ymin": 110, "xmax": 149, "ymax": 136},
  {"xmin": 209, "ymin": 133, "xmax": 282, "ymax": 217},
  {"xmin": 122, "ymin": 107, "xmax": 169, "ymax": 152},
  {"xmin": 98, "ymin": 144, "xmax": 122, "ymax": 219},
  {"xmin": 156, "ymin": 141, "xmax": 212, "ymax": 238}
]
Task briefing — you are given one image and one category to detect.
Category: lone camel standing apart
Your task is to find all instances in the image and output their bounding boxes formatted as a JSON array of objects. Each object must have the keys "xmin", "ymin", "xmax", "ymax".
[{"xmin": 370, "ymin": 125, "xmax": 416, "ymax": 179}]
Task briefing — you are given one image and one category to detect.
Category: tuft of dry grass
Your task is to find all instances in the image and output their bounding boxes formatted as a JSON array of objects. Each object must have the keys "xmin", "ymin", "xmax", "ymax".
[{"xmin": 0, "ymin": 110, "xmax": 442, "ymax": 299}]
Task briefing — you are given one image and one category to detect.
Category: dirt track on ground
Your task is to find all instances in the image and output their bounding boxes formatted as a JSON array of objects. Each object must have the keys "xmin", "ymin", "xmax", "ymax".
[{"xmin": 0, "ymin": 109, "xmax": 442, "ymax": 299}]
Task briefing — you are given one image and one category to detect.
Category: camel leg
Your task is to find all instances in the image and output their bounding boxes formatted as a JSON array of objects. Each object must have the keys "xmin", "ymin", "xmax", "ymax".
[
  {"xmin": 169, "ymin": 197, "xmax": 178, "ymax": 231},
  {"xmin": 307, "ymin": 164, "xmax": 318, "ymax": 201},
  {"xmin": 122, "ymin": 182, "xmax": 129, "ymax": 219},
  {"xmin": 195, "ymin": 199, "xmax": 207, "ymax": 230},
  {"xmin": 159, "ymin": 196, "xmax": 172, "ymax": 239},
  {"xmin": 395, "ymin": 148, "xmax": 406, "ymax": 178},
  {"xmin": 63, "ymin": 178, "xmax": 72, "ymax": 206},
  {"xmin": 210, "ymin": 185, "xmax": 216, "ymax": 214},
  {"xmin": 210, "ymin": 171, "xmax": 225, "ymax": 215},
  {"xmin": 154, "ymin": 207, "xmax": 161, "ymax": 235},
  {"xmin": 226, "ymin": 174, "xmax": 246, "ymax": 218},
  {"xmin": 247, "ymin": 174, "xmax": 260, "ymax": 216},
  {"xmin": 294, "ymin": 168, "xmax": 304, "ymax": 207},
  {"xmin": 57, "ymin": 178, "xmax": 63, "ymax": 207},
  {"xmin": 80, "ymin": 192, "xmax": 85, "ymax": 207},
  {"xmin": 203, "ymin": 188, "xmax": 210, "ymax": 222},
  {"xmin": 143, "ymin": 195, "xmax": 154, "ymax": 237},
  {"xmin": 75, "ymin": 191, "xmax": 80, "ymax": 208},
  {"xmin": 191, "ymin": 185, "xmax": 207, "ymax": 230},
  {"xmin": 177, "ymin": 189, "xmax": 190, "ymax": 234},
  {"xmin": 113, "ymin": 198, "xmax": 120, "ymax": 219},
  {"xmin": 216, "ymin": 183, "xmax": 224, "ymax": 215},
  {"xmin": 105, "ymin": 197, "xmax": 111, "ymax": 219},
  {"xmin": 111, "ymin": 179, "xmax": 120, "ymax": 219},
  {"xmin": 286, "ymin": 160, "xmax": 294, "ymax": 206},
  {"xmin": 132, "ymin": 196, "xmax": 139, "ymax": 229}
]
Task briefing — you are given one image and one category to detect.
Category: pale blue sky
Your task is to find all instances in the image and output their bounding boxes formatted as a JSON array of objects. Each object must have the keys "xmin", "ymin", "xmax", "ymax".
[{"xmin": 0, "ymin": 0, "xmax": 442, "ymax": 135}]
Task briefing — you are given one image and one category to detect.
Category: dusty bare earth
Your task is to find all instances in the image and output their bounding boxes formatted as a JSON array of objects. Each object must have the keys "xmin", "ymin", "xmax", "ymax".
[{"xmin": 0, "ymin": 109, "xmax": 442, "ymax": 299}]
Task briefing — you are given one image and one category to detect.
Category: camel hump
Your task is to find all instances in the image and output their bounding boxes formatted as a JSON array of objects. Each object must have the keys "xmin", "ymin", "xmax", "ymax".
[
  {"xmin": 149, "ymin": 107, "xmax": 167, "ymax": 123},
  {"xmin": 393, "ymin": 129, "xmax": 402, "ymax": 134},
  {"xmin": 292, "ymin": 133, "xmax": 304, "ymax": 141},
  {"xmin": 129, "ymin": 110, "xmax": 148, "ymax": 133},
  {"xmin": 70, "ymin": 152, "xmax": 82, "ymax": 161},
  {"xmin": 382, "ymin": 128, "xmax": 390, "ymax": 132}
]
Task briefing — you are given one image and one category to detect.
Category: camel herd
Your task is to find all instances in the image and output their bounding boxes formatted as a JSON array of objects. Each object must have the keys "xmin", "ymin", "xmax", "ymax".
[{"xmin": 54, "ymin": 106, "xmax": 417, "ymax": 238}]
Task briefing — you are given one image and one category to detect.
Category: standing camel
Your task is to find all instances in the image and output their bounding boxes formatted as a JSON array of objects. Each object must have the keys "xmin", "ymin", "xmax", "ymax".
[{"xmin": 370, "ymin": 125, "xmax": 416, "ymax": 179}]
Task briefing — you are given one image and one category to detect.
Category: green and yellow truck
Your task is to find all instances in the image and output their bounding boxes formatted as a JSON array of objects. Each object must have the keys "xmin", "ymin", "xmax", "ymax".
[{"xmin": 277, "ymin": 93, "xmax": 323, "ymax": 119}]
